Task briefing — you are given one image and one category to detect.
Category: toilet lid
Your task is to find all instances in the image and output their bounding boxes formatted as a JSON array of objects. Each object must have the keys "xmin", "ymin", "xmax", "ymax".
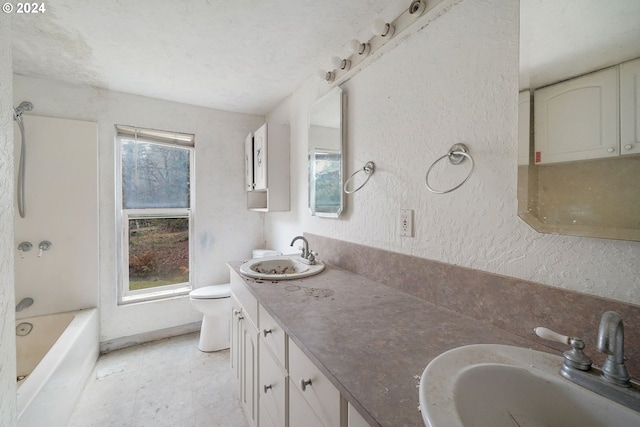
[{"xmin": 189, "ymin": 284, "xmax": 231, "ymax": 299}]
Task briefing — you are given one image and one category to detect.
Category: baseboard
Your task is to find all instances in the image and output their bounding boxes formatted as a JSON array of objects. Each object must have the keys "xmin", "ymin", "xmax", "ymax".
[{"xmin": 99, "ymin": 321, "xmax": 201, "ymax": 354}]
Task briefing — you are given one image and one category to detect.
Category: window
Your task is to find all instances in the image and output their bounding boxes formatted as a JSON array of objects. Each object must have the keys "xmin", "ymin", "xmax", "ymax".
[{"xmin": 115, "ymin": 125, "xmax": 195, "ymax": 304}]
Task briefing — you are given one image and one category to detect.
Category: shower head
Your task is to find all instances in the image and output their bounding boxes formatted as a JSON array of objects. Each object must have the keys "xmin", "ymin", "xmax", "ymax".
[{"xmin": 15, "ymin": 101, "xmax": 33, "ymax": 115}]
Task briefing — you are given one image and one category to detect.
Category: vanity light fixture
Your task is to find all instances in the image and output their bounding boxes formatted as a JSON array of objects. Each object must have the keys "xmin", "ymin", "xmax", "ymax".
[
  {"xmin": 317, "ymin": 70, "xmax": 335, "ymax": 82},
  {"xmin": 371, "ymin": 18, "xmax": 395, "ymax": 38},
  {"xmin": 348, "ymin": 39, "xmax": 371, "ymax": 57},
  {"xmin": 331, "ymin": 56, "xmax": 351, "ymax": 71},
  {"xmin": 409, "ymin": 0, "xmax": 427, "ymax": 17}
]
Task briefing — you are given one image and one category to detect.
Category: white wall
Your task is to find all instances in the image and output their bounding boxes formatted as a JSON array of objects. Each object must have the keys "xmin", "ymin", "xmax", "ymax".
[
  {"xmin": 0, "ymin": 13, "xmax": 16, "ymax": 427},
  {"xmin": 265, "ymin": 0, "xmax": 640, "ymax": 305},
  {"xmin": 14, "ymin": 76, "xmax": 266, "ymax": 341},
  {"xmin": 14, "ymin": 115, "xmax": 98, "ymax": 319}
]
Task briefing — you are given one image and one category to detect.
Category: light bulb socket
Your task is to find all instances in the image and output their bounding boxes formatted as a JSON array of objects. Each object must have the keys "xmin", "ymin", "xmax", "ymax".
[
  {"xmin": 409, "ymin": 0, "xmax": 426, "ymax": 17},
  {"xmin": 349, "ymin": 39, "xmax": 371, "ymax": 56},
  {"xmin": 332, "ymin": 56, "xmax": 351, "ymax": 71},
  {"xmin": 372, "ymin": 18, "xmax": 395, "ymax": 38},
  {"xmin": 319, "ymin": 70, "xmax": 335, "ymax": 83}
]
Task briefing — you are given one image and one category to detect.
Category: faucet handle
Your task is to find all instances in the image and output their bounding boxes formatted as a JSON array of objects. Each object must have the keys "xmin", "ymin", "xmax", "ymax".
[{"xmin": 535, "ymin": 327, "xmax": 593, "ymax": 371}]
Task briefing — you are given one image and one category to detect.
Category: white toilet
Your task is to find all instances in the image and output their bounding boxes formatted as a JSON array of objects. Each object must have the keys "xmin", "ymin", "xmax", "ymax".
[{"xmin": 189, "ymin": 284, "xmax": 231, "ymax": 352}]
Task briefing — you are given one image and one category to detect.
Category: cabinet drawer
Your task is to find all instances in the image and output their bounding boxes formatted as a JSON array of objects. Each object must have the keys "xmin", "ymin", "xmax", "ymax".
[
  {"xmin": 260, "ymin": 342, "xmax": 287, "ymax": 426},
  {"xmin": 289, "ymin": 338, "xmax": 341, "ymax": 427},
  {"xmin": 259, "ymin": 304, "xmax": 287, "ymax": 368},
  {"xmin": 230, "ymin": 270, "xmax": 258, "ymax": 326}
]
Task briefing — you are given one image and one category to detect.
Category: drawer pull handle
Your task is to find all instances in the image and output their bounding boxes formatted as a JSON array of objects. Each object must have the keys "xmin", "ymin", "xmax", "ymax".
[
  {"xmin": 264, "ymin": 384, "xmax": 272, "ymax": 394},
  {"xmin": 300, "ymin": 378, "xmax": 312, "ymax": 391},
  {"xmin": 263, "ymin": 328, "xmax": 273, "ymax": 337}
]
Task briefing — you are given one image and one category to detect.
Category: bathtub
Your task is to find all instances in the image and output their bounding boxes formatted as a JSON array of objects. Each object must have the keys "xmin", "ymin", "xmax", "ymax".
[{"xmin": 16, "ymin": 308, "xmax": 99, "ymax": 427}]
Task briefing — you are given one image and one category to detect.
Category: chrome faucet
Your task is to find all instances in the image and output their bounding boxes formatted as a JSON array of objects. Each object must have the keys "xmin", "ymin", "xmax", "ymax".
[
  {"xmin": 598, "ymin": 311, "xmax": 631, "ymax": 387},
  {"xmin": 535, "ymin": 311, "xmax": 640, "ymax": 411},
  {"xmin": 16, "ymin": 297, "xmax": 34, "ymax": 312},
  {"xmin": 290, "ymin": 236, "xmax": 316, "ymax": 265}
]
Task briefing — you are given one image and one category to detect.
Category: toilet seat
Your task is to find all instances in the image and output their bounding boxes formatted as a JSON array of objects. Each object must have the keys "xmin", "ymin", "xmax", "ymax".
[{"xmin": 189, "ymin": 284, "xmax": 230, "ymax": 299}]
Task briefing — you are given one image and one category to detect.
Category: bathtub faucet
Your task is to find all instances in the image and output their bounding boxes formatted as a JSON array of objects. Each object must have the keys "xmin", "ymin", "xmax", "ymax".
[{"xmin": 16, "ymin": 297, "xmax": 34, "ymax": 312}]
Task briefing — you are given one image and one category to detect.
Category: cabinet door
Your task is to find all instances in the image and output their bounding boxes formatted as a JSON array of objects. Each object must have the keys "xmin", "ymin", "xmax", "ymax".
[
  {"xmin": 260, "ymin": 344, "xmax": 287, "ymax": 426},
  {"xmin": 230, "ymin": 296, "xmax": 242, "ymax": 383},
  {"xmin": 253, "ymin": 123, "xmax": 268, "ymax": 190},
  {"xmin": 289, "ymin": 379, "xmax": 325, "ymax": 427},
  {"xmin": 534, "ymin": 67, "xmax": 619, "ymax": 164},
  {"xmin": 621, "ymin": 58, "xmax": 640, "ymax": 156},
  {"xmin": 245, "ymin": 132, "xmax": 254, "ymax": 191},
  {"xmin": 241, "ymin": 318, "xmax": 259, "ymax": 427},
  {"xmin": 289, "ymin": 338, "xmax": 341, "ymax": 427}
]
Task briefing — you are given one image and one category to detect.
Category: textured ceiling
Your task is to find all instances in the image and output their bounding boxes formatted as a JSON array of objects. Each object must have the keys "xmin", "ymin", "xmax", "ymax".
[{"xmin": 11, "ymin": 0, "xmax": 403, "ymax": 115}]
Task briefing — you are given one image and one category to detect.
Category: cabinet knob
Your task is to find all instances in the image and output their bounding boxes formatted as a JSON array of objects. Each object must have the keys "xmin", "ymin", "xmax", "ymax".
[
  {"xmin": 625, "ymin": 144, "xmax": 633, "ymax": 150},
  {"xmin": 300, "ymin": 378, "xmax": 312, "ymax": 391},
  {"xmin": 263, "ymin": 328, "xmax": 273, "ymax": 337},
  {"xmin": 264, "ymin": 384, "xmax": 272, "ymax": 394},
  {"xmin": 607, "ymin": 147, "xmax": 615, "ymax": 153}
]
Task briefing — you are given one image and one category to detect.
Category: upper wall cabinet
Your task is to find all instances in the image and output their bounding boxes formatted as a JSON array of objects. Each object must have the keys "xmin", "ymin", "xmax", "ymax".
[
  {"xmin": 534, "ymin": 67, "xmax": 619, "ymax": 164},
  {"xmin": 621, "ymin": 59, "xmax": 640, "ymax": 156},
  {"xmin": 534, "ymin": 58, "xmax": 640, "ymax": 165},
  {"xmin": 245, "ymin": 123, "xmax": 290, "ymax": 212}
]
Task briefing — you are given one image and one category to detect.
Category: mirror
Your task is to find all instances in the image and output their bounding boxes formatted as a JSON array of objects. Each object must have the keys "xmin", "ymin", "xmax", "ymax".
[
  {"xmin": 309, "ymin": 87, "xmax": 345, "ymax": 217},
  {"xmin": 518, "ymin": 0, "xmax": 640, "ymax": 241}
]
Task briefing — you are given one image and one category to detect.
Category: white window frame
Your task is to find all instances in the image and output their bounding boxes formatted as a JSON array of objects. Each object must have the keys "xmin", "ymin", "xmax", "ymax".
[{"xmin": 115, "ymin": 126, "xmax": 195, "ymax": 305}]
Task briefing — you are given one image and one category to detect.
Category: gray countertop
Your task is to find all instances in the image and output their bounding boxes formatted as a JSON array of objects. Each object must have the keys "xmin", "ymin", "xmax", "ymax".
[{"xmin": 229, "ymin": 260, "xmax": 546, "ymax": 427}]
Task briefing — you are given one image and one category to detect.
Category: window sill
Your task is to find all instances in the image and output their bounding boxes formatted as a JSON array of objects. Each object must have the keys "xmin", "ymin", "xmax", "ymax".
[{"xmin": 119, "ymin": 284, "xmax": 192, "ymax": 305}]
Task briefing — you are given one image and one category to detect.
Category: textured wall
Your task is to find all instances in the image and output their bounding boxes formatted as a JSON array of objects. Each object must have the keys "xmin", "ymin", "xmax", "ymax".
[
  {"xmin": 265, "ymin": 0, "xmax": 640, "ymax": 305},
  {"xmin": 13, "ymin": 76, "xmax": 266, "ymax": 341},
  {"xmin": 0, "ymin": 13, "xmax": 17, "ymax": 427}
]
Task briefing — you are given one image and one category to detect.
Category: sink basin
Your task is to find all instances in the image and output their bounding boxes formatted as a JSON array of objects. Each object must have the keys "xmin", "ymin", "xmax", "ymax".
[
  {"xmin": 419, "ymin": 344, "xmax": 640, "ymax": 427},
  {"xmin": 239, "ymin": 256, "xmax": 325, "ymax": 280}
]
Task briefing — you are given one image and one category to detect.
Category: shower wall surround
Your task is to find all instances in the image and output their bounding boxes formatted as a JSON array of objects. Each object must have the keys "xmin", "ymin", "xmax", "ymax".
[
  {"xmin": 13, "ymin": 115, "xmax": 99, "ymax": 319},
  {"xmin": 264, "ymin": 0, "xmax": 640, "ymax": 305}
]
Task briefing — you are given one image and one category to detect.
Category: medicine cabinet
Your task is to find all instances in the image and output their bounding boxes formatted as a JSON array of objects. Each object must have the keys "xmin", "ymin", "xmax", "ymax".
[{"xmin": 245, "ymin": 123, "xmax": 290, "ymax": 212}]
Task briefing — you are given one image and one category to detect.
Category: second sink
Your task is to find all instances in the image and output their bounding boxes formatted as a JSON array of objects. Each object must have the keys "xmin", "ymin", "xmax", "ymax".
[{"xmin": 419, "ymin": 344, "xmax": 640, "ymax": 427}]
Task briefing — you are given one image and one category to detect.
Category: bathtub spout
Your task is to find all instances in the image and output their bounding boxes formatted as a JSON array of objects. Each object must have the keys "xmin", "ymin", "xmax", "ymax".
[{"xmin": 16, "ymin": 297, "xmax": 34, "ymax": 312}]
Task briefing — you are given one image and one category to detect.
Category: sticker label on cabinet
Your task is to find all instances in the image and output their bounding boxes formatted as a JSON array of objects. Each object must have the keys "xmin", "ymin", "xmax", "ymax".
[{"xmin": 535, "ymin": 151, "xmax": 541, "ymax": 163}]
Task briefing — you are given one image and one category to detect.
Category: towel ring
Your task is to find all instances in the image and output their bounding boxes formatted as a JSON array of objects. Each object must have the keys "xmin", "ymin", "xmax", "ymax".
[
  {"xmin": 344, "ymin": 161, "xmax": 375, "ymax": 194},
  {"xmin": 425, "ymin": 144, "xmax": 474, "ymax": 194}
]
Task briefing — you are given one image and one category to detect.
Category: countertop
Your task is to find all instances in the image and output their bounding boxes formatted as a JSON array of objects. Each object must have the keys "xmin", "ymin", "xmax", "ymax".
[{"xmin": 228, "ymin": 260, "xmax": 549, "ymax": 427}]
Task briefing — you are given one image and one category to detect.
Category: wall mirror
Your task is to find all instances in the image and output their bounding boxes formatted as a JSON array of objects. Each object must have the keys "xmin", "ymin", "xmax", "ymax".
[
  {"xmin": 309, "ymin": 87, "xmax": 345, "ymax": 218},
  {"xmin": 518, "ymin": 0, "xmax": 640, "ymax": 241}
]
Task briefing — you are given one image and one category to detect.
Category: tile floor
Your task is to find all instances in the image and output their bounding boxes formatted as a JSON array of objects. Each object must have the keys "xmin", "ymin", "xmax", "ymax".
[{"xmin": 68, "ymin": 332, "xmax": 248, "ymax": 427}]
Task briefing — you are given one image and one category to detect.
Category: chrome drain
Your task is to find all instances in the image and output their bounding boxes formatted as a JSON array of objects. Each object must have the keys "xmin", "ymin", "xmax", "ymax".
[{"xmin": 16, "ymin": 322, "xmax": 33, "ymax": 336}]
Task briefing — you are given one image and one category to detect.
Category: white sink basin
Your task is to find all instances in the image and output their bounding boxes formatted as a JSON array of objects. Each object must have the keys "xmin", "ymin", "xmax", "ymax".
[
  {"xmin": 239, "ymin": 256, "xmax": 325, "ymax": 280},
  {"xmin": 419, "ymin": 344, "xmax": 640, "ymax": 427}
]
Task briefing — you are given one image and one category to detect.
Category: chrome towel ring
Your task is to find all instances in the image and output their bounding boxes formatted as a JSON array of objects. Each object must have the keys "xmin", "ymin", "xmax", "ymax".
[
  {"xmin": 344, "ymin": 161, "xmax": 375, "ymax": 194},
  {"xmin": 425, "ymin": 144, "xmax": 474, "ymax": 194}
]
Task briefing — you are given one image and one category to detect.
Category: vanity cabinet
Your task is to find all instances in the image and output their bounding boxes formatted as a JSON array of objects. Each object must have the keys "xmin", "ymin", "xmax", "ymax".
[
  {"xmin": 620, "ymin": 58, "xmax": 640, "ymax": 156},
  {"xmin": 230, "ymin": 268, "xmax": 354, "ymax": 427},
  {"xmin": 245, "ymin": 123, "xmax": 290, "ymax": 212},
  {"xmin": 534, "ymin": 67, "xmax": 619, "ymax": 164}
]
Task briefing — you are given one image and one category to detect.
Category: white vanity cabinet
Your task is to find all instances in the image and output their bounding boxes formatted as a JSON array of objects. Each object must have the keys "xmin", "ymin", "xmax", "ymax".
[
  {"xmin": 289, "ymin": 337, "xmax": 345, "ymax": 427},
  {"xmin": 231, "ymin": 274, "xmax": 259, "ymax": 427},
  {"xmin": 245, "ymin": 123, "xmax": 290, "ymax": 212},
  {"xmin": 620, "ymin": 58, "xmax": 640, "ymax": 156},
  {"xmin": 534, "ymin": 66, "xmax": 619, "ymax": 164}
]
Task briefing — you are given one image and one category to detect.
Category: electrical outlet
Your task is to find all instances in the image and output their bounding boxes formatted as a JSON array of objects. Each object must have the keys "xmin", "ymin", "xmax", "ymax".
[{"xmin": 399, "ymin": 209, "xmax": 413, "ymax": 237}]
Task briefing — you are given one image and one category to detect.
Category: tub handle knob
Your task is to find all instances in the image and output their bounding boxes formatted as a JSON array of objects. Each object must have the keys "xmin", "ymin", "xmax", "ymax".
[{"xmin": 38, "ymin": 241, "xmax": 52, "ymax": 257}]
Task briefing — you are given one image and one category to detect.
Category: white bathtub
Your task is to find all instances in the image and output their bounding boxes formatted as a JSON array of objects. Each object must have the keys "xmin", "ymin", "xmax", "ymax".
[{"xmin": 16, "ymin": 308, "xmax": 99, "ymax": 427}]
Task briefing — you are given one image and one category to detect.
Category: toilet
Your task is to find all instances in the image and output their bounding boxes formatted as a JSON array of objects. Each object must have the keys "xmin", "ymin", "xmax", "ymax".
[{"xmin": 189, "ymin": 284, "xmax": 231, "ymax": 352}]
